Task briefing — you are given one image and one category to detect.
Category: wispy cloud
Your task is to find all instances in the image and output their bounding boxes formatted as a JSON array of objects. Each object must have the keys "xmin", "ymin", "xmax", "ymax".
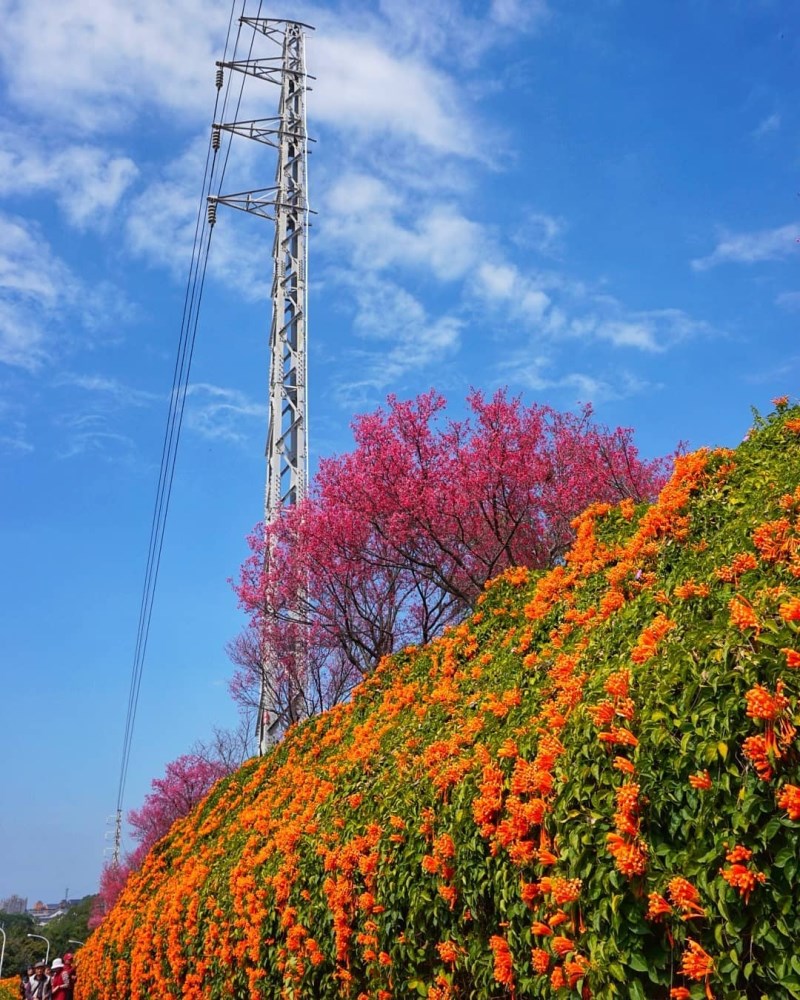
[
  {"xmin": 55, "ymin": 373, "xmax": 158, "ymax": 407},
  {"xmin": 332, "ymin": 274, "xmax": 463, "ymax": 405},
  {"xmin": 692, "ymin": 222, "xmax": 800, "ymax": 271},
  {"xmin": 775, "ymin": 291, "xmax": 800, "ymax": 312},
  {"xmin": 0, "ymin": 214, "xmax": 79, "ymax": 370},
  {"xmin": 0, "ymin": 128, "xmax": 138, "ymax": 229},
  {"xmin": 752, "ymin": 112, "xmax": 780, "ymax": 139},
  {"xmin": 56, "ymin": 412, "xmax": 138, "ymax": 461},
  {"xmin": 497, "ymin": 350, "xmax": 656, "ymax": 404},
  {"xmin": 512, "ymin": 211, "xmax": 567, "ymax": 257},
  {"xmin": 184, "ymin": 383, "xmax": 264, "ymax": 444},
  {"xmin": 0, "ymin": 213, "xmax": 132, "ymax": 371}
]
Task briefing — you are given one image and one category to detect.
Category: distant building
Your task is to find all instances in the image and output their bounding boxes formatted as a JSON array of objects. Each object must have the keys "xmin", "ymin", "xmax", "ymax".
[
  {"xmin": 27, "ymin": 898, "xmax": 83, "ymax": 925},
  {"xmin": 0, "ymin": 894, "xmax": 28, "ymax": 914}
]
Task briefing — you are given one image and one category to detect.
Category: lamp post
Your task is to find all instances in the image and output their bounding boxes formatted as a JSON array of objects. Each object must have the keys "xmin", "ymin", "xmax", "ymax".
[
  {"xmin": 27, "ymin": 932, "xmax": 50, "ymax": 966},
  {"xmin": 0, "ymin": 925, "xmax": 6, "ymax": 978},
  {"xmin": 67, "ymin": 939, "xmax": 85, "ymax": 948}
]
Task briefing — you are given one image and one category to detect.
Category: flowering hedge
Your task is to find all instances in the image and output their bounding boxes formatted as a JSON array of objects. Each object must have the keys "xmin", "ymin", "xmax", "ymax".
[
  {"xmin": 78, "ymin": 402, "xmax": 800, "ymax": 999},
  {"xmin": 0, "ymin": 978, "xmax": 17, "ymax": 1000}
]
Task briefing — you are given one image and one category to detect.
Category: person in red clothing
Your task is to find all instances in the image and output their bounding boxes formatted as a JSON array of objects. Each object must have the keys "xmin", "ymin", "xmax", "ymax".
[
  {"xmin": 49, "ymin": 959, "xmax": 68, "ymax": 1000},
  {"xmin": 61, "ymin": 954, "xmax": 76, "ymax": 1000}
]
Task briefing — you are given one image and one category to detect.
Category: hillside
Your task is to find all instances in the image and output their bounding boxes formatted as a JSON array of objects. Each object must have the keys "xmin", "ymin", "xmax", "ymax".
[{"xmin": 79, "ymin": 402, "xmax": 800, "ymax": 1000}]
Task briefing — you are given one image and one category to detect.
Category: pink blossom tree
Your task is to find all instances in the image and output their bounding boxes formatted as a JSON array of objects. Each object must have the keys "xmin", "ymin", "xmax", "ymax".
[
  {"xmin": 232, "ymin": 389, "xmax": 670, "ymax": 723},
  {"xmin": 90, "ymin": 754, "xmax": 230, "ymax": 926}
]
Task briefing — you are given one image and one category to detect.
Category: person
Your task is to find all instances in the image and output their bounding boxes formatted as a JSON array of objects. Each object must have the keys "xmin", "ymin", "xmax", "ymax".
[
  {"xmin": 49, "ymin": 959, "xmax": 69, "ymax": 1000},
  {"xmin": 28, "ymin": 960, "xmax": 51, "ymax": 1000},
  {"xmin": 62, "ymin": 953, "xmax": 76, "ymax": 1000},
  {"xmin": 19, "ymin": 965, "xmax": 32, "ymax": 1000}
]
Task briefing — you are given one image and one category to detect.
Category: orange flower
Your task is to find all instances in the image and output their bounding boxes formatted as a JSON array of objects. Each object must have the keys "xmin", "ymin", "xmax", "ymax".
[
  {"xmin": 728, "ymin": 596, "xmax": 760, "ymax": 633},
  {"xmin": 604, "ymin": 669, "xmax": 630, "ymax": 699},
  {"xmin": 531, "ymin": 921, "xmax": 553, "ymax": 936},
  {"xmin": 548, "ymin": 877, "xmax": 582, "ymax": 905},
  {"xmin": 689, "ymin": 771, "xmax": 712, "ymax": 791},
  {"xmin": 778, "ymin": 783, "xmax": 800, "ymax": 820},
  {"xmin": 772, "ymin": 395, "xmax": 789, "ymax": 407},
  {"xmin": 715, "ymin": 552, "xmax": 757, "ymax": 582},
  {"xmin": 674, "ymin": 579, "xmax": 710, "ymax": 600},
  {"xmin": 438, "ymin": 884, "xmax": 457, "ymax": 909},
  {"xmin": 565, "ymin": 955, "xmax": 589, "ymax": 988},
  {"xmin": 667, "ymin": 877, "xmax": 705, "ymax": 919},
  {"xmin": 613, "ymin": 756, "xmax": 636, "ymax": 775},
  {"xmin": 670, "ymin": 989, "xmax": 691, "ymax": 999},
  {"xmin": 743, "ymin": 735, "xmax": 773, "ymax": 782},
  {"xmin": 531, "ymin": 948, "xmax": 550, "ymax": 974},
  {"xmin": 598, "ymin": 726, "xmax": 639, "ymax": 748},
  {"xmin": 552, "ymin": 936, "xmax": 574, "ymax": 957},
  {"xmin": 720, "ymin": 863, "xmax": 765, "ymax": 902},
  {"xmin": 606, "ymin": 833, "xmax": 648, "ymax": 876},
  {"xmin": 436, "ymin": 940, "xmax": 460, "ymax": 966},
  {"xmin": 646, "ymin": 893, "xmax": 672, "ymax": 921},
  {"xmin": 631, "ymin": 614, "xmax": 676, "ymax": 664},
  {"xmin": 780, "ymin": 597, "xmax": 800, "ymax": 622},
  {"xmin": 489, "ymin": 935, "xmax": 514, "ymax": 990},
  {"xmin": 785, "ymin": 418, "xmax": 800, "ymax": 433},
  {"xmin": 680, "ymin": 939, "xmax": 714, "ymax": 980},
  {"xmin": 746, "ymin": 682, "xmax": 790, "ymax": 722},
  {"xmin": 725, "ymin": 845, "xmax": 752, "ymax": 863},
  {"xmin": 782, "ymin": 648, "xmax": 800, "ymax": 668}
]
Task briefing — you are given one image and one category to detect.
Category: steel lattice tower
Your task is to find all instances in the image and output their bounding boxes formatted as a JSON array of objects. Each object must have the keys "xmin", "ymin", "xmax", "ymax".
[{"xmin": 208, "ymin": 17, "xmax": 313, "ymax": 754}]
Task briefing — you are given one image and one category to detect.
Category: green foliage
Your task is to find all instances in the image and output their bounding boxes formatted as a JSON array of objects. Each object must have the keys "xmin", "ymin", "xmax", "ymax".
[
  {"xmin": 43, "ymin": 896, "xmax": 94, "ymax": 959},
  {"xmin": 0, "ymin": 912, "xmax": 36, "ymax": 975}
]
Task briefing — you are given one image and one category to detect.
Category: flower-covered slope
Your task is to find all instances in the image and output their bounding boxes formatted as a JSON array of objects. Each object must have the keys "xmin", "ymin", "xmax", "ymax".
[{"xmin": 79, "ymin": 404, "xmax": 800, "ymax": 1000}]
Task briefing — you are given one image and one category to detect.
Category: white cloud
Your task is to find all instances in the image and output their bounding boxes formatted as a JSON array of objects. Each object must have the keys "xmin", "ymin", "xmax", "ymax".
[
  {"xmin": 513, "ymin": 211, "xmax": 566, "ymax": 256},
  {"xmin": 692, "ymin": 222, "xmax": 800, "ymax": 271},
  {"xmin": 0, "ymin": 132, "xmax": 138, "ymax": 229},
  {"xmin": 753, "ymin": 112, "xmax": 780, "ymax": 138},
  {"xmin": 0, "ymin": 213, "xmax": 132, "ymax": 370},
  {"xmin": 0, "ymin": 0, "xmax": 223, "ymax": 132},
  {"xmin": 0, "ymin": 421, "xmax": 33, "ymax": 453},
  {"xmin": 125, "ymin": 134, "xmax": 273, "ymax": 299},
  {"xmin": 311, "ymin": 32, "xmax": 479, "ymax": 157},
  {"xmin": 475, "ymin": 262, "xmax": 551, "ymax": 322},
  {"xmin": 332, "ymin": 274, "xmax": 463, "ymax": 402},
  {"xmin": 55, "ymin": 373, "xmax": 157, "ymax": 407},
  {"xmin": 498, "ymin": 350, "xmax": 655, "ymax": 404},
  {"xmin": 184, "ymin": 383, "xmax": 264, "ymax": 444},
  {"xmin": 322, "ymin": 172, "xmax": 483, "ymax": 281},
  {"xmin": 490, "ymin": 0, "xmax": 549, "ymax": 30},
  {"xmin": 0, "ymin": 215, "xmax": 80, "ymax": 370}
]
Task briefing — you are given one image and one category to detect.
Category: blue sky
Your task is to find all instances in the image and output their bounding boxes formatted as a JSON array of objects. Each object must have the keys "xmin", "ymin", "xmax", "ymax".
[{"xmin": 0, "ymin": 0, "xmax": 797, "ymax": 903}]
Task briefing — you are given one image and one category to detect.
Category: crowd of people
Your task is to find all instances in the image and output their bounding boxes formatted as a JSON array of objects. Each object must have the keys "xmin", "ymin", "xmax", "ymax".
[{"xmin": 18, "ymin": 954, "xmax": 77, "ymax": 1000}]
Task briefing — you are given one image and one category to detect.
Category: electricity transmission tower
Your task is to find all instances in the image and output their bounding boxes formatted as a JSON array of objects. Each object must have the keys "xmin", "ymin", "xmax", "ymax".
[{"xmin": 208, "ymin": 17, "xmax": 313, "ymax": 754}]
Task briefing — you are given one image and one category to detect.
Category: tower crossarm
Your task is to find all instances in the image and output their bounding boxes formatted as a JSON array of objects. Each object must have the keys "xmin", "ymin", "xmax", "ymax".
[{"xmin": 213, "ymin": 117, "xmax": 314, "ymax": 150}]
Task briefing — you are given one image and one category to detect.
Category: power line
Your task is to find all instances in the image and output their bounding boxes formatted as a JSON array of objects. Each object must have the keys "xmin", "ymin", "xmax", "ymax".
[{"xmin": 112, "ymin": 0, "xmax": 247, "ymax": 859}]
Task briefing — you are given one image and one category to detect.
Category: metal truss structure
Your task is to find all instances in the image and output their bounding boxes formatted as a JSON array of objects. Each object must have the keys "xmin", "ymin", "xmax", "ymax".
[{"xmin": 208, "ymin": 17, "xmax": 313, "ymax": 754}]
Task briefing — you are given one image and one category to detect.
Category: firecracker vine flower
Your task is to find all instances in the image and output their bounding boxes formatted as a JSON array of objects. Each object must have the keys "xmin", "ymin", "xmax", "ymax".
[{"xmin": 778, "ymin": 784, "xmax": 800, "ymax": 821}]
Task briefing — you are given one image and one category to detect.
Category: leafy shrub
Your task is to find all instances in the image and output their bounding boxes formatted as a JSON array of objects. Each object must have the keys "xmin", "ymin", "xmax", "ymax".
[{"xmin": 78, "ymin": 402, "xmax": 800, "ymax": 1000}]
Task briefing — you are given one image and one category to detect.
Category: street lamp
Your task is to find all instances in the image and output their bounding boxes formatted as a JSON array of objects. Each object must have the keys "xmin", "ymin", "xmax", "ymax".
[
  {"xmin": 0, "ymin": 926, "xmax": 6, "ymax": 978},
  {"xmin": 67, "ymin": 939, "xmax": 85, "ymax": 948},
  {"xmin": 27, "ymin": 932, "xmax": 50, "ymax": 966}
]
